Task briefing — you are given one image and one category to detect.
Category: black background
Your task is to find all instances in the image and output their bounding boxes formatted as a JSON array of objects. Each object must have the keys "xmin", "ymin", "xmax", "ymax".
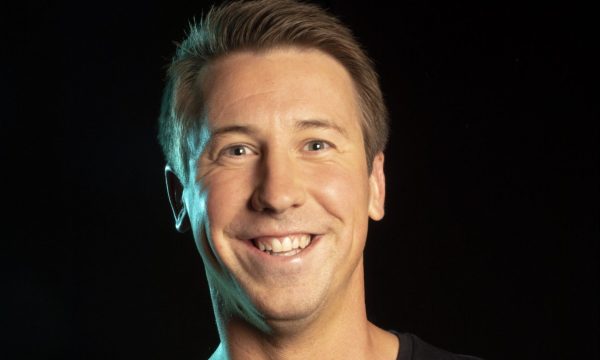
[{"xmin": 3, "ymin": 1, "xmax": 597, "ymax": 359}]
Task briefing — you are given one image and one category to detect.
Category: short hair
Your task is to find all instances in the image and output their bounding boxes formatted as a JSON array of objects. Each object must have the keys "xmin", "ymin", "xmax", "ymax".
[{"xmin": 158, "ymin": 0, "xmax": 389, "ymax": 182}]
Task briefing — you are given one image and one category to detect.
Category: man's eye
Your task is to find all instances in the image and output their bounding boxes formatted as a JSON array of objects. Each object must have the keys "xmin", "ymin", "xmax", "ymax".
[
  {"xmin": 222, "ymin": 145, "xmax": 252, "ymax": 157},
  {"xmin": 304, "ymin": 140, "xmax": 330, "ymax": 152}
]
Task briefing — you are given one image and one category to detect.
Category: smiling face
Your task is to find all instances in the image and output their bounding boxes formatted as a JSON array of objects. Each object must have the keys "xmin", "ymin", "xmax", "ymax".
[{"xmin": 177, "ymin": 47, "xmax": 385, "ymax": 331}]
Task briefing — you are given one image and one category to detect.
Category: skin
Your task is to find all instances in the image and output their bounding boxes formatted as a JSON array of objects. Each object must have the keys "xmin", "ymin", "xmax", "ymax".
[{"xmin": 166, "ymin": 47, "xmax": 397, "ymax": 359}]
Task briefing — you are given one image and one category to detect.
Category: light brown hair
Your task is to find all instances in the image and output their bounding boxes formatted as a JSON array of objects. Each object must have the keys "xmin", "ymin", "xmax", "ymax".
[{"xmin": 158, "ymin": 0, "xmax": 389, "ymax": 181}]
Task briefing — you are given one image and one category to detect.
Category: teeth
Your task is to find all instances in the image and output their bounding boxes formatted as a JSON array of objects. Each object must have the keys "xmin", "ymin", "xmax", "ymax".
[
  {"xmin": 254, "ymin": 234, "xmax": 312, "ymax": 255},
  {"xmin": 300, "ymin": 236, "xmax": 307, "ymax": 249},
  {"xmin": 281, "ymin": 237, "xmax": 292, "ymax": 252}
]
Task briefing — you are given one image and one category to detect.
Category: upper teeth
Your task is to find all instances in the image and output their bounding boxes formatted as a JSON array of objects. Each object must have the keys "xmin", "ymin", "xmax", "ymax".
[{"xmin": 254, "ymin": 234, "xmax": 312, "ymax": 253}]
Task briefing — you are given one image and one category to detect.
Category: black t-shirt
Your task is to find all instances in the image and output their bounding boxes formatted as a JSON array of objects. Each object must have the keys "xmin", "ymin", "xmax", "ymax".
[{"xmin": 393, "ymin": 332, "xmax": 483, "ymax": 360}]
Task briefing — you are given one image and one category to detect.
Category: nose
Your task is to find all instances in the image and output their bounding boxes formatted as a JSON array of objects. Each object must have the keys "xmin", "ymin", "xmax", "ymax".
[{"xmin": 250, "ymin": 150, "xmax": 306, "ymax": 214}]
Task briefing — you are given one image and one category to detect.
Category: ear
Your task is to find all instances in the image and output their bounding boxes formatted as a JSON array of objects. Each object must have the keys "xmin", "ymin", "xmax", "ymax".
[
  {"xmin": 165, "ymin": 165, "xmax": 190, "ymax": 233},
  {"xmin": 368, "ymin": 152, "xmax": 386, "ymax": 221}
]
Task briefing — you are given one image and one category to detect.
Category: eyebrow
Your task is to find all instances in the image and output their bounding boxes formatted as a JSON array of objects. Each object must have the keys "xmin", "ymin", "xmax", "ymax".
[
  {"xmin": 211, "ymin": 124, "xmax": 258, "ymax": 138},
  {"xmin": 294, "ymin": 119, "xmax": 349, "ymax": 138},
  {"xmin": 210, "ymin": 119, "xmax": 349, "ymax": 138}
]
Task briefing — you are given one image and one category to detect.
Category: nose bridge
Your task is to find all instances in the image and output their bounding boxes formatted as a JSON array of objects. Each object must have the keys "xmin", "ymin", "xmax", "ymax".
[{"xmin": 251, "ymin": 145, "xmax": 305, "ymax": 213}]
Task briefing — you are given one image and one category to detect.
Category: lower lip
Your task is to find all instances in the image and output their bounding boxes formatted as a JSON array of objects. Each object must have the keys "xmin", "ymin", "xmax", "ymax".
[{"xmin": 245, "ymin": 235, "xmax": 322, "ymax": 262}]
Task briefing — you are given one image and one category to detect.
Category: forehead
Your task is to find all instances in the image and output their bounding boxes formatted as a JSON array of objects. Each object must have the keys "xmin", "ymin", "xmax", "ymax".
[{"xmin": 198, "ymin": 47, "xmax": 362, "ymax": 134}]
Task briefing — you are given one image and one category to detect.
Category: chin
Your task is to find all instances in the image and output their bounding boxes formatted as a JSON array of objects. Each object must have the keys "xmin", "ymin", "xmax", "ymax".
[
  {"xmin": 264, "ymin": 296, "xmax": 321, "ymax": 321},
  {"xmin": 240, "ymin": 281, "xmax": 329, "ymax": 332},
  {"xmin": 258, "ymin": 302, "xmax": 325, "ymax": 334}
]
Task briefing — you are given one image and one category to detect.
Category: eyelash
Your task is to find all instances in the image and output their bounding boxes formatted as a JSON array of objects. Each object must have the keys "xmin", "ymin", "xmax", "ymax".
[
  {"xmin": 221, "ymin": 144, "xmax": 255, "ymax": 157},
  {"xmin": 217, "ymin": 140, "xmax": 333, "ymax": 159},
  {"xmin": 303, "ymin": 140, "xmax": 332, "ymax": 152}
]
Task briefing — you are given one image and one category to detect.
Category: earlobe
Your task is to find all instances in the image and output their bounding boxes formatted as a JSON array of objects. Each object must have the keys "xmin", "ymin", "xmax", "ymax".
[
  {"xmin": 368, "ymin": 152, "xmax": 386, "ymax": 221},
  {"xmin": 165, "ymin": 165, "xmax": 191, "ymax": 233}
]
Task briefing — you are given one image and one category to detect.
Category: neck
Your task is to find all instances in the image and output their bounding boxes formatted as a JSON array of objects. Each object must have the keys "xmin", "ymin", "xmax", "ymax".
[{"xmin": 209, "ymin": 258, "xmax": 396, "ymax": 360}]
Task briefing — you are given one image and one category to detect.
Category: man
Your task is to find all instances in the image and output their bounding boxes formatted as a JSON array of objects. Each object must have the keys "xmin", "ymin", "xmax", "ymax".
[{"xmin": 159, "ymin": 1, "xmax": 482, "ymax": 359}]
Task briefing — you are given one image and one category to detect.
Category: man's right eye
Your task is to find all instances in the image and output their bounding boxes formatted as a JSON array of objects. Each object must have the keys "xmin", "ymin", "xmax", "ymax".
[{"xmin": 221, "ymin": 145, "xmax": 254, "ymax": 158}]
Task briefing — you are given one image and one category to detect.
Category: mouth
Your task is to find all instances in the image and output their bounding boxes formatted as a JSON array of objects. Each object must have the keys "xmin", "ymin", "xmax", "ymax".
[{"xmin": 251, "ymin": 234, "xmax": 314, "ymax": 257}]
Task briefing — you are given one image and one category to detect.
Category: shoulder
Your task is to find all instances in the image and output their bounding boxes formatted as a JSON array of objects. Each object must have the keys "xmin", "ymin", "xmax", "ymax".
[{"xmin": 393, "ymin": 332, "xmax": 484, "ymax": 360}]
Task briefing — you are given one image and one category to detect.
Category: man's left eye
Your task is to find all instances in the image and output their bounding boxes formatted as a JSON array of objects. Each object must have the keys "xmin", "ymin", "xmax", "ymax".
[{"xmin": 304, "ymin": 140, "xmax": 330, "ymax": 152}]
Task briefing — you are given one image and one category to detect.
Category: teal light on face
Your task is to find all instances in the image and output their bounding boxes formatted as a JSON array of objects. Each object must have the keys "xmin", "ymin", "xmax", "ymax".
[{"xmin": 186, "ymin": 119, "xmax": 212, "ymax": 181}]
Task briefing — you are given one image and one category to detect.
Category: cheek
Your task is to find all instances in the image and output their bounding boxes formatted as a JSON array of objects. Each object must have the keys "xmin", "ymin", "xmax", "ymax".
[
  {"xmin": 204, "ymin": 169, "xmax": 254, "ymax": 236},
  {"xmin": 307, "ymin": 164, "xmax": 371, "ymax": 223},
  {"xmin": 190, "ymin": 171, "xmax": 254, "ymax": 271},
  {"xmin": 183, "ymin": 185, "xmax": 216, "ymax": 266}
]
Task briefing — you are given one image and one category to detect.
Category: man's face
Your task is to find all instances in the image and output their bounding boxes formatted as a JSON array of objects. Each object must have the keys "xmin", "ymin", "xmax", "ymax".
[{"xmin": 180, "ymin": 47, "xmax": 385, "ymax": 327}]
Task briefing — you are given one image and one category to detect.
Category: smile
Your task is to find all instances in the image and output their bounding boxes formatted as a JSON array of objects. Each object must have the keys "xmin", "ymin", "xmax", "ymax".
[{"xmin": 252, "ymin": 234, "xmax": 313, "ymax": 257}]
